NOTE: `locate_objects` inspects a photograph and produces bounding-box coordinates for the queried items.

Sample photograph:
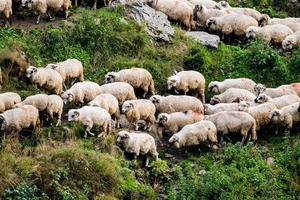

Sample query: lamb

[157,110,204,134]
[204,111,257,144]
[146,0,195,30]
[68,106,111,138]
[61,81,102,106]
[208,78,256,94]
[282,31,300,50]
[206,14,258,36]
[88,93,120,128]
[0,92,21,113]
[210,88,256,105]
[260,16,300,32]
[0,0,12,24]
[167,70,205,102]
[169,120,217,148]
[150,95,204,114]
[100,82,137,105]
[26,66,63,95]
[238,101,276,131]
[246,24,293,44]
[269,102,300,135]
[279,83,300,96]
[116,130,158,167]
[204,103,239,115]
[193,4,231,26]
[254,94,300,109]
[0,105,40,136]
[21,0,72,24]
[46,59,84,88]
[14,94,63,126]
[254,83,297,98]
[122,99,156,131]
[188,0,219,9]
[105,67,155,98]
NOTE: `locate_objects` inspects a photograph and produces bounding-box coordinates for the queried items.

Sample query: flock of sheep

[0,57,299,166]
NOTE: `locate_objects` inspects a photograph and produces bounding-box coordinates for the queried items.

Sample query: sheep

[254,94,300,109]
[204,111,257,144]
[193,4,231,27]
[14,94,63,126]
[260,16,300,32]
[254,83,297,98]
[210,88,256,105]
[26,66,63,95]
[122,99,156,131]
[0,105,40,136]
[238,101,276,131]
[150,95,204,114]
[46,59,84,88]
[217,1,266,23]
[208,78,256,94]
[0,0,12,24]
[188,0,219,9]
[100,82,137,105]
[21,0,72,24]
[157,110,204,134]
[61,81,102,106]
[146,0,195,31]
[68,106,111,138]
[116,130,158,167]
[269,102,300,135]
[279,83,300,97]
[0,92,21,113]
[167,70,205,103]
[206,14,258,36]
[168,120,217,148]
[204,103,239,115]
[282,31,300,50]
[246,24,293,44]
[88,93,120,128]
[105,67,155,98]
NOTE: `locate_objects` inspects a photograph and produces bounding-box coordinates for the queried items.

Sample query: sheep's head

[0,115,7,131]
[21,0,33,8]
[258,14,270,27]
[246,26,259,39]
[219,1,229,8]
[68,110,80,121]
[268,109,282,123]
[167,76,180,90]
[61,91,74,104]
[282,36,296,51]
[208,81,219,93]
[238,101,250,112]
[193,5,205,18]
[150,95,161,105]
[157,113,169,125]
[206,18,217,30]
[122,101,134,113]
[169,135,180,148]
[255,93,268,104]
[210,96,221,105]
[116,131,130,146]
[46,63,58,70]
[254,83,266,96]
[26,66,37,79]
[105,72,118,83]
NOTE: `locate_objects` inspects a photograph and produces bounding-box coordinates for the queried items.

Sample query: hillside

[0,1,299,200]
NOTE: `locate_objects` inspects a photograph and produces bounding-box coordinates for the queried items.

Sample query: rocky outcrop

[185,31,220,48]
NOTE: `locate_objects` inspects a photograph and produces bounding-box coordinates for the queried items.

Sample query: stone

[185,31,220,48]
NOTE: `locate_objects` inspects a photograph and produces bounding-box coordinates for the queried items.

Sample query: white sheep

[61,81,102,106]
[260,16,300,32]
[0,0,12,24]
[105,67,155,98]
[26,66,63,95]
[279,83,300,97]
[68,106,111,138]
[204,103,239,115]
[210,88,256,105]
[0,92,21,113]
[150,95,204,114]
[21,0,72,24]
[15,94,63,126]
[208,78,256,94]
[122,99,156,131]
[282,31,300,50]
[146,0,195,30]
[0,105,40,136]
[269,102,300,135]
[246,24,293,44]
[206,14,258,36]
[204,111,257,144]
[255,94,300,109]
[167,70,205,102]
[88,93,120,128]
[238,101,276,131]
[116,130,158,167]
[188,0,219,9]
[157,110,204,134]
[169,120,218,148]
[100,82,137,105]
[254,83,297,98]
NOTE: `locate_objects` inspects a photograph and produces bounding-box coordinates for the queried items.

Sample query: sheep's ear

[124,133,129,139]
[32,68,37,73]
[129,103,134,108]
[233,97,240,103]
[172,68,178,75]
[194,4,200,11]
[74,111,80,117]
[199,5,204,11]
[68,93,73,98]
[0,116,4,124]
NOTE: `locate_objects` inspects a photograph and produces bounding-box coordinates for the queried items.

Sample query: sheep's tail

[149,79,155,95]
[251,122,257,142]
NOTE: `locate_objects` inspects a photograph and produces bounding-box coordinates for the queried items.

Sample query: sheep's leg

[64,10,69,19]
[36,15,41,24]
[47,12,55,21]
[274,125,278,135]
[174,88,179,94]
[134,122,139,131]
[241,135,247,146]
[284,127,290,137]
[93,0,97,9]
[145,157,150,167]
[75,0,78,6]
[84,125,95,138]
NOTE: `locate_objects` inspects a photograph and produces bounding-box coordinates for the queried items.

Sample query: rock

[199,169,206,176]
[185,31,220,48]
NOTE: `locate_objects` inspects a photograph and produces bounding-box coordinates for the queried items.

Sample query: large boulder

[185,31,220,48]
